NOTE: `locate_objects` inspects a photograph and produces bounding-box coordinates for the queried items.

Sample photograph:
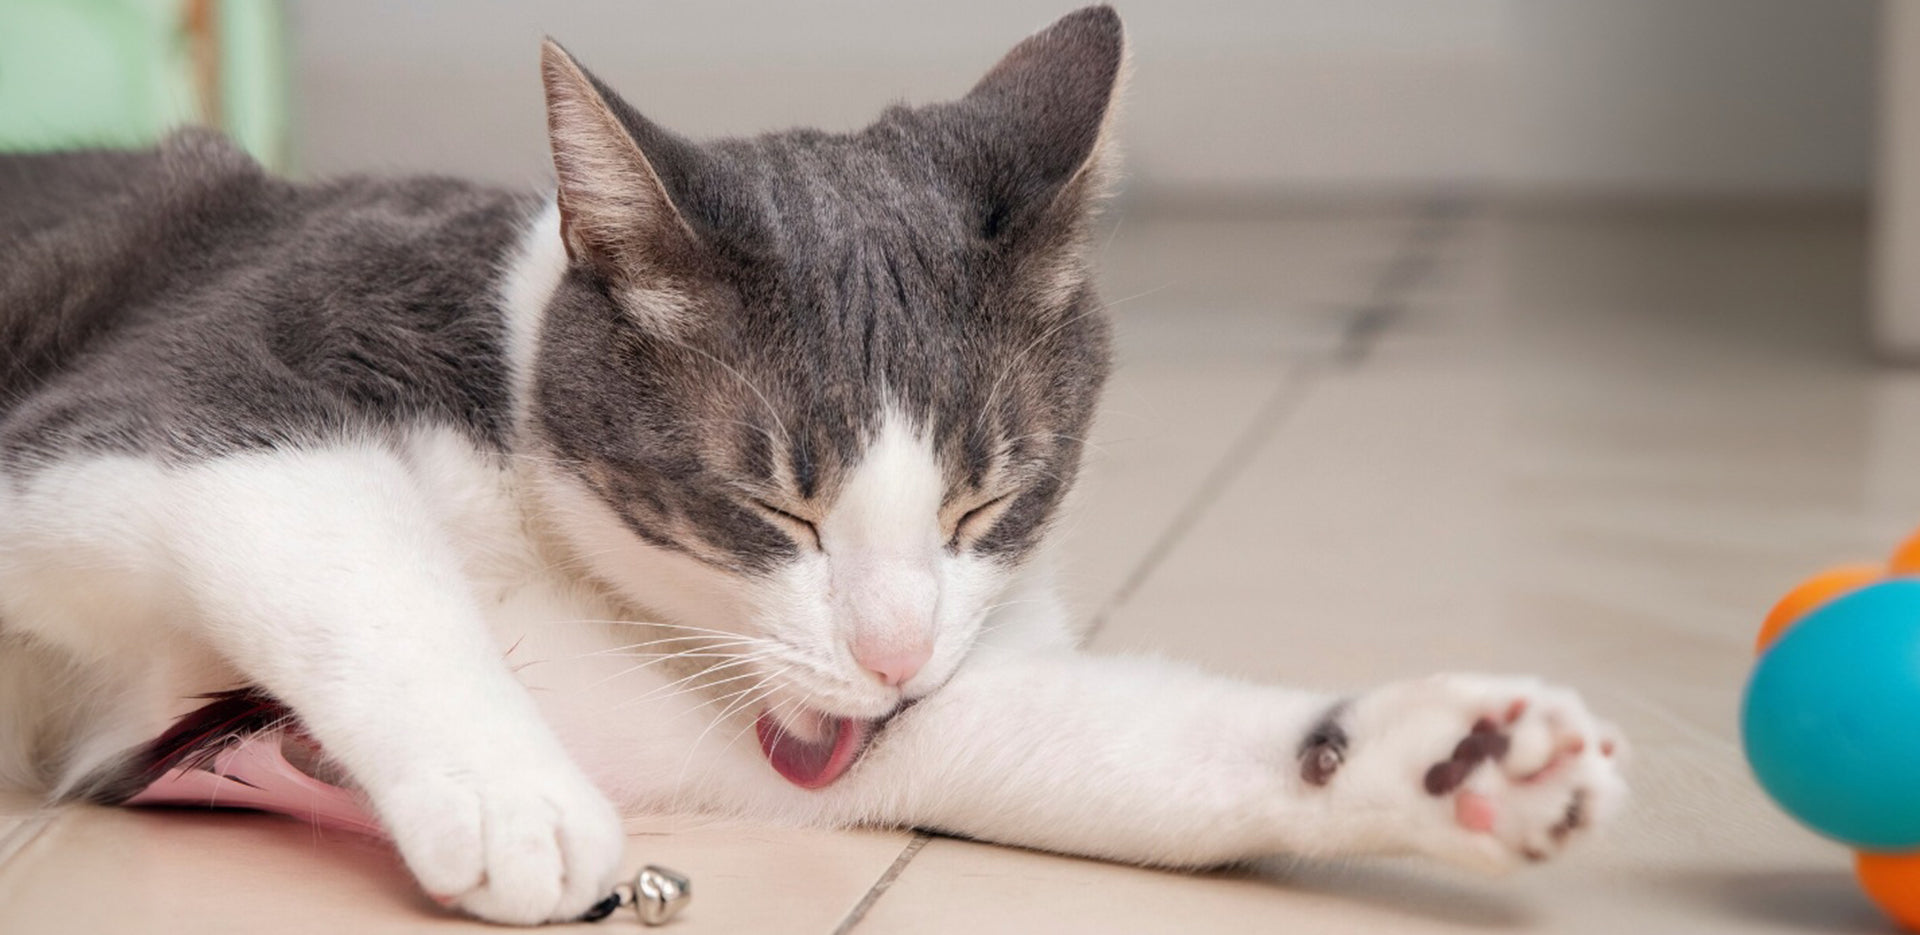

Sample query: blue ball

[1742,579,1920,849]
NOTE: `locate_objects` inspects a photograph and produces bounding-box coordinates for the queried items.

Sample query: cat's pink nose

[852,638,932,687]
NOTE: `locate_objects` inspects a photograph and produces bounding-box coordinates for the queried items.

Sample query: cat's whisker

[672,680,793,789]
[710,693,789,762]
[497,539,627,580]
[609,635,765,653]
[519,636,766,667]
[685,416,787,456]
[602,650,786,711]
[626,671,787,746]
[748,645,847,686]
[996,428,1104,452]
[1101,280,1178,309]
[975,596,1047,621]
[665,338,792,449]
[541,618,782,652]
[580,644,779,696]
[679,670,788,766]
[668,693,800,812]
[979,297,1116,435]
[1096,209,1126,258]
[601,636,767,656]
[571,619,761,640]
[755,695,814,770]
[607,666,776,717]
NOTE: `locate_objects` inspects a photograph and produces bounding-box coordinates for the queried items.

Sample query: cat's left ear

[540,40,703,293]
[958,6,1128,241]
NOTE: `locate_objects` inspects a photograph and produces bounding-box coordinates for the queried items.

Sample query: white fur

[499,198,565,420]
[0,438,623,923]
[819,410,944,684]
[0,213,1627,925]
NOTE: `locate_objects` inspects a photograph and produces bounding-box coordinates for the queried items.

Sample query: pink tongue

[756,712,873,789]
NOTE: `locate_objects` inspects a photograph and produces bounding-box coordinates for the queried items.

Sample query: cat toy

[1742,531,1920,931]
[125,689,691,926]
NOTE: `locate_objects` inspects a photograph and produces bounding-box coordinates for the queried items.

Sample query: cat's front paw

[373,761,625,925]
[1331,674,1628,870]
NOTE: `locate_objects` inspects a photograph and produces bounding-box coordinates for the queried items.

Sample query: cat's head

[523,7,1122,787]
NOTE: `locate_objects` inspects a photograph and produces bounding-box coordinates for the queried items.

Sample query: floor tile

[0,790,52,870]
[0,806,910,935]
[1099,212,1420,367]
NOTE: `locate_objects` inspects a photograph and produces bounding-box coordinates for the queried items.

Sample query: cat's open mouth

[754,707,880,789]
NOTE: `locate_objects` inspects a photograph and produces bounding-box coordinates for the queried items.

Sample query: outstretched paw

[1337,675,1627,870]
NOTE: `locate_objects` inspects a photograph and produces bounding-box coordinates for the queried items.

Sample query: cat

[0,6,1626,926]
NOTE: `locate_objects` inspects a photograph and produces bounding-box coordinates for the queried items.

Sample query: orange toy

[1755,563,1882,653]
[1858,853,1920,930]
[1894,529,1920,575]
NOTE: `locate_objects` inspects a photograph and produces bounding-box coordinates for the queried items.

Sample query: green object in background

[0,0,289,169]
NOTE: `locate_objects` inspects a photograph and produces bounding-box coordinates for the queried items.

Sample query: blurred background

[0,1,1877,199]
[285,0,1877,203]
[5,0,1902,340]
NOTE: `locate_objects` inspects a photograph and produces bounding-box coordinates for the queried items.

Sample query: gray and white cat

[0,7,1625,925]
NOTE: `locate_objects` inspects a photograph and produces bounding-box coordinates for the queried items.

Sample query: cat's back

[0,130,539,465]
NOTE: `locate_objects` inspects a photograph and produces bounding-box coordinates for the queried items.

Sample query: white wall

[291,0,1877,198]
[1506,0,1877,198]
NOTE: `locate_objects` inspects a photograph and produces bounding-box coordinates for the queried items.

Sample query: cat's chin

[755,707,879,789]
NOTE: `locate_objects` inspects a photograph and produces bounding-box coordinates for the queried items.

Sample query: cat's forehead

[680,134,1098,491]
[707,127,970,257]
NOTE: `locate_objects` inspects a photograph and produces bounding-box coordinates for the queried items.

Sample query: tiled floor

[1,204,1908,933]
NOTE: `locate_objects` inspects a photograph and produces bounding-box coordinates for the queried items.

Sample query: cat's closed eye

[949,492,1013,547]
[750,499,822,551]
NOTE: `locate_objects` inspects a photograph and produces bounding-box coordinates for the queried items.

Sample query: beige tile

[1098,212,1422,368]
[0,790,52,870]
[1054,364,1296,621]
[0,805,908,934]
[1098,213,1419,315]
[858,831,1865,935]
[1090,350,1514,684]
[613,817,912,934]
[0,788,46,831]
[1058,211,1422,611]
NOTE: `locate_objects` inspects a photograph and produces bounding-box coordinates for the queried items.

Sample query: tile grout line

[1338,198,1467,365]
[824,199,1470,934]
[1080,363,1324,639]
[1084,198,1468,640]
[0,810,59,869]
[827,833,929,935]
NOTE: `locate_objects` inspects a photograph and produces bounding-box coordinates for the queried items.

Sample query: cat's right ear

[540,40,701,293]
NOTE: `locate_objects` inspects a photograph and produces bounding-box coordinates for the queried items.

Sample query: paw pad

[1423,718,1510,795]
[1297,704,1350,787]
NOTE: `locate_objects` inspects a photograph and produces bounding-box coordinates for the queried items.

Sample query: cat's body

[0,8,1627,925]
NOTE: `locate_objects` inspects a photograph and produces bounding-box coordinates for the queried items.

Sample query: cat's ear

[540,40,702,289]
[961,5,1127,240]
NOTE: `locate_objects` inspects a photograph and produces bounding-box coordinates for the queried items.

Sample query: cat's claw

[1341,674,1627,870]
[374,761,625,925]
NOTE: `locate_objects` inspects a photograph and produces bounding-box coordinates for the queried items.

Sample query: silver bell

[631,865,691,926]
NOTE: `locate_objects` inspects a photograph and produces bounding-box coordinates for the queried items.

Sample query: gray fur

[1,5,1124,574]
[0,131,534,467]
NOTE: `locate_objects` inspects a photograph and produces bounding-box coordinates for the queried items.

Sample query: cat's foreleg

[816,632,1626,869]
[28,448,625,924]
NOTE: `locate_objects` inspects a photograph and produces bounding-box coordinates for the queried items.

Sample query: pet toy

[1743,533,1920,930]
